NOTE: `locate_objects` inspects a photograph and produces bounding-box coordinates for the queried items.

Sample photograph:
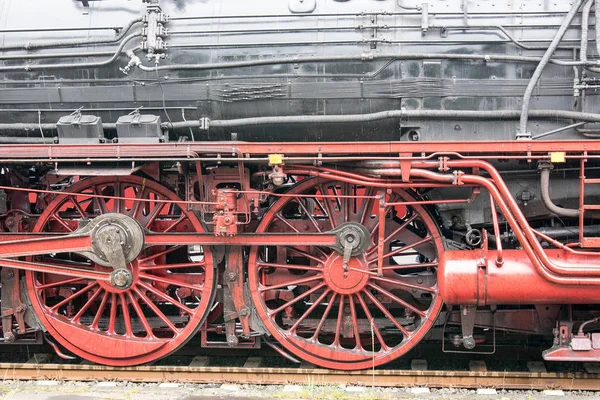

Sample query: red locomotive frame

[0,139,598,369]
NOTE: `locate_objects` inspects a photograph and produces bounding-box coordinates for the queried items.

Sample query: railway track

[2,355,600,391]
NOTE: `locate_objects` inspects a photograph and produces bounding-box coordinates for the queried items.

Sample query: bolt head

[110,269,133,289]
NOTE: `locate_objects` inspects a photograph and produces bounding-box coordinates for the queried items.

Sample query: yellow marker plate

[550,152,566,163]
[269,154,283,165]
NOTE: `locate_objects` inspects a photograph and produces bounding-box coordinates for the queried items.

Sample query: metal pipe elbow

[539,163,579,218]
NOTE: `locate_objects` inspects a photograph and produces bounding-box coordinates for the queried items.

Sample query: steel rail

[0,362,597,390]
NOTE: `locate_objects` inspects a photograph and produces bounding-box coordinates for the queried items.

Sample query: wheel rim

[248,178,443,370]
[25,176,215,366]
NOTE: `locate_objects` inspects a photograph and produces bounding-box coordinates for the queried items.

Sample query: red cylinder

[439,249,600,305]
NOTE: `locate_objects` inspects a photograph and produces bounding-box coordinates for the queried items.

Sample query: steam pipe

[518,0,585,139]
[596,0,600,56]
[411,168,600,285]
[4,109,600,135]
[581,0,594,63]
[489,194,504,267]
[0,34,141,72]
[539,164,580,217]
[579,0,600,74]
[135,52,599,72]
[180,109,600,129]
[444,160,600,280]
[0,18,142,52]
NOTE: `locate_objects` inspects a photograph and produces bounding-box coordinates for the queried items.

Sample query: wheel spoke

[258,274,323,292]
[311,292,337,341]
[369,207,395,241]
[362,289,409,337]
[127,291,156,339]
[133,286,179,333]
[37,258,94,271]
[371,274,436,294]
[144,201,167,229]
[332,295,345,347]
[108,293,118,334]
[139,261,205,271]
[366,213,419,256]
[289,289,331,333]
[268,282,326,317]
[131,187,149,219]
[36,277,87,290]
[69,196,88,219]
[341,183,351,223]
[370,235,432,261]
[92,186,109,214]
[374,261,438,272]
[163,215,186,233]
[139,273,204,292]
[282,245,325,264]
[273,213,300,233]
[317,184,336,229]
[108,182,121,214]
[50,282,97,312]
[294,197,322,232]
[137,280,194,315]
[256,261,323,272]
[348,295,363,350]
[358,186,377,225]
[91,290,109,330]
[119,293,134,337]
[50,212,74,232]
[138,245,185,263]
[355,293,388,351]
[72,288,103,323]
[367,283,427,318]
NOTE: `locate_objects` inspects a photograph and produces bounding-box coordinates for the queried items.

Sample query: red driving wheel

[248,177,443,370]
[25,176,215,366]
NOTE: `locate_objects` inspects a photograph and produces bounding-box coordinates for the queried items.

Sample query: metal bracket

[142,3,168,58]
[460,305,477,349]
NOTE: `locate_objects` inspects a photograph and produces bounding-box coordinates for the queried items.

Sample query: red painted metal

[248,177,443,370]
[143,232,338,246]
[0,135,599,368]
[24,176,216,366]
[0,140,598,161]
[0,235,91,258]
[440,249,600,305]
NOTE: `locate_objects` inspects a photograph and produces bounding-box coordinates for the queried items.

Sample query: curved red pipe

[409,168,600,285]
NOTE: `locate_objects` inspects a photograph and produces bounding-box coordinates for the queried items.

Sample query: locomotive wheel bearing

[81,213,145,269]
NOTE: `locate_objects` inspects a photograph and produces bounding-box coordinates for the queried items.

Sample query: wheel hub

[83,213,145,268]
[331,222,371,257]
[110,268,134,289]
[323,253,369,295]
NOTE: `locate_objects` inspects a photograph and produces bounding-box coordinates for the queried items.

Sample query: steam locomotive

[0,0,599,369]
